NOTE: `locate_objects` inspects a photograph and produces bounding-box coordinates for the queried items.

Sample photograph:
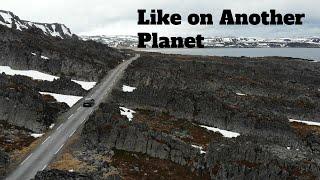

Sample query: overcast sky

[1,0,319,37]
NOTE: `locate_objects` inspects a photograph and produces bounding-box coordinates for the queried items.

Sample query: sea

[141,48,320,62]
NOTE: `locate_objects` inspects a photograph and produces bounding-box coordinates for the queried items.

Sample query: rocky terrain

[0,121,34,179]
[82,35,320,48]
[1,9,319,180]
[0,10,129,178]
[3,74,88,96]
[34,169,95,180]
[0,72,78,178]
[0,10,127,82]
[40,52,320,179]
[0,73,70,133]
[0,24,126,81]
[0,149,9,179]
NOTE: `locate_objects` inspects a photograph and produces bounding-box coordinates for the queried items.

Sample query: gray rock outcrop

[81,103,202,166]
[0,21,126,82]
[0,150,9,179]
[206,137,320,179]
[33,169,95,180]
[112,55,320,143]
[0,74,68,133]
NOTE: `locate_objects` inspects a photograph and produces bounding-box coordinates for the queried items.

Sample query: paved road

[5,54,140,180]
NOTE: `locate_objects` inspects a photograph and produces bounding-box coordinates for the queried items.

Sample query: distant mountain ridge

[81,35,320,48]
[0,10,73,39]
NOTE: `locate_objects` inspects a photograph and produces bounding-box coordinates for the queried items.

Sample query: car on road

[83,98,95,107]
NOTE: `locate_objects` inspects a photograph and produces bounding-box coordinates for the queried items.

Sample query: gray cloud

[1,0,319,37]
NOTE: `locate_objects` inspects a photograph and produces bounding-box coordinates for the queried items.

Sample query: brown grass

[0,132,34,153]
[8,137,43,172]
[210,164,221,176]
[49,153,90,172]
[291,122,320,137]
[112,150,210,180]
[11,137,42,161]
[48,128,97,173]
[234,160,259,169]
[41,94,56,102]
[134,109,222,150]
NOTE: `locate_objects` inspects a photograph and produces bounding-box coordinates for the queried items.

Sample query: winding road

[5,54,140,180]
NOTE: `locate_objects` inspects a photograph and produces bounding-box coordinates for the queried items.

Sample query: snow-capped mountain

[0,10,73,39]
[81,35,320,48]
[203,37,320,48]
[81,35,138,48]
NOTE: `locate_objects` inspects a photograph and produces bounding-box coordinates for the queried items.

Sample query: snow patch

[200,125,240,138]
[72,80,96,90]
[0,65,96,90]
[122,85,136,92]
[61,25,72,36]
[120,107,136,121]
[39,92,83,107]
[50,30,62,38]
[41,55,49,60]
[236,92,246,96]
[34,24,47,33]
[31,133,44,138]
[0,11,13,28]
[0,66,58,81]
[191,145,206,154]
[289,119,320,126]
